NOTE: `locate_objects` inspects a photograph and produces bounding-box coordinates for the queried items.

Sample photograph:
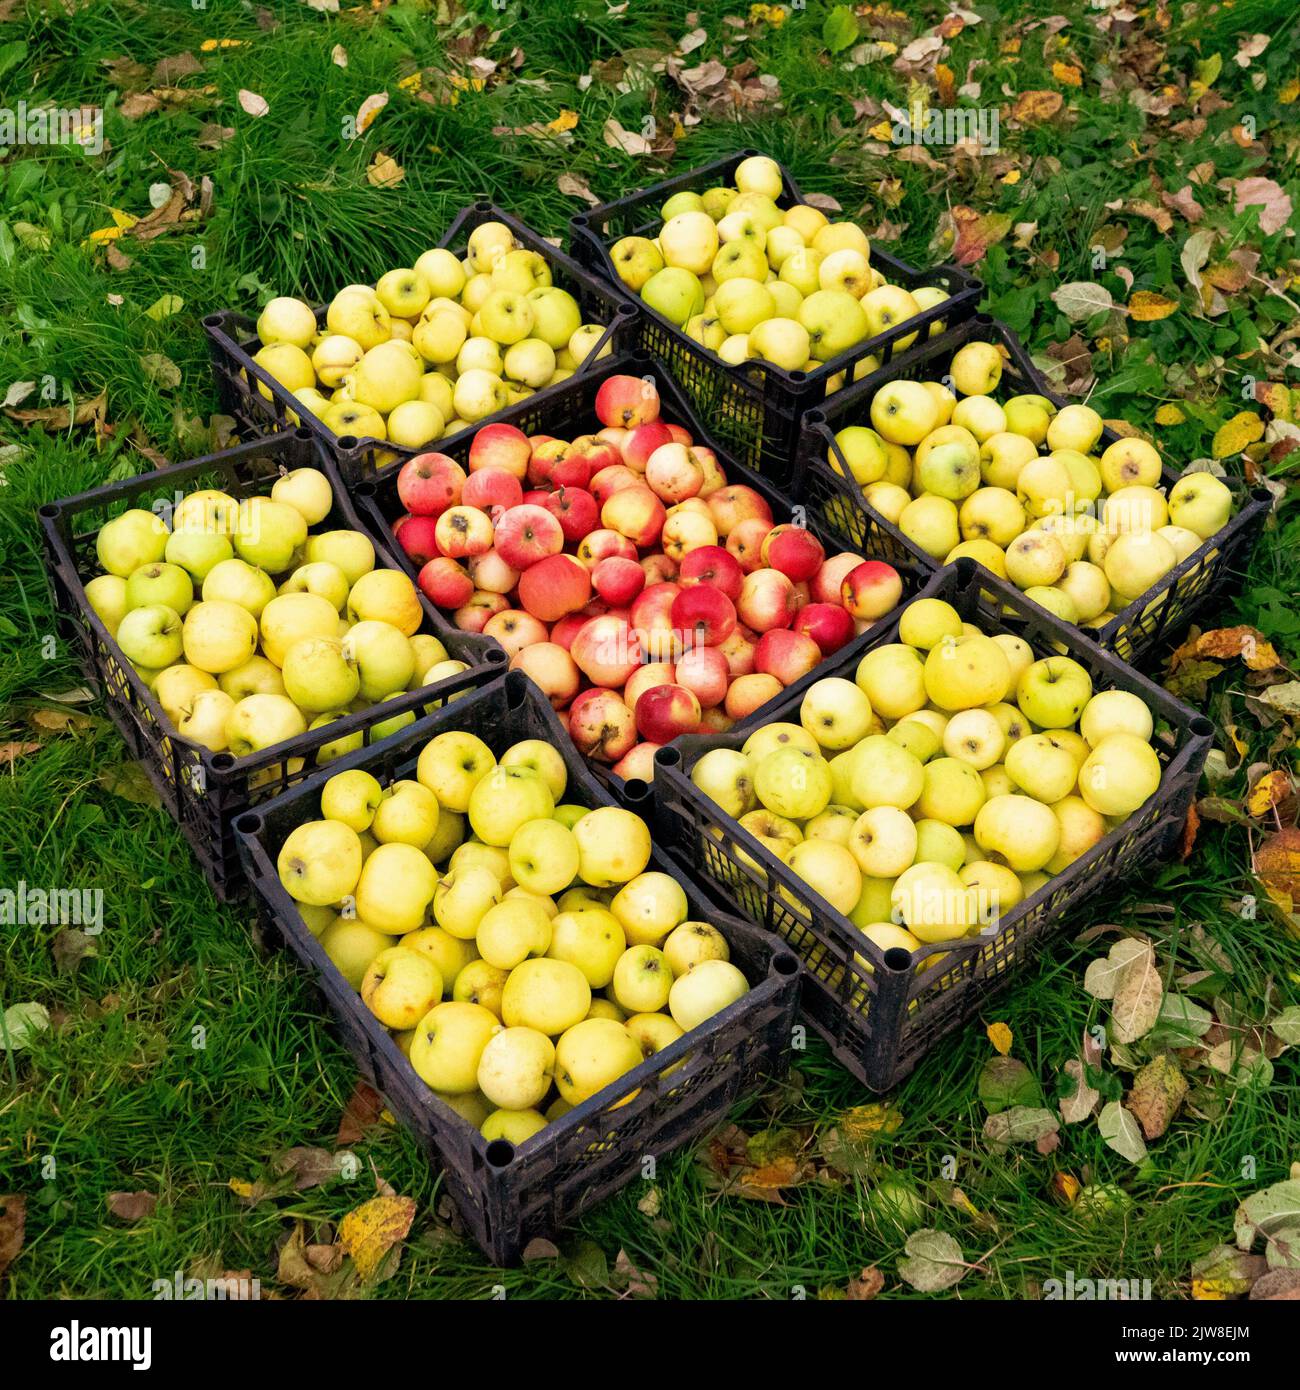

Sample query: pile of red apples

[390,374,904,779]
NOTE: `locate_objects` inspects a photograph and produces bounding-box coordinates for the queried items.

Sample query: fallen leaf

[898,1229,968,1291]
[237,89,269,118]
[356,92,389,132]
[1213,413,1266,458]
[275,1147,354,1191]
[338,1195,416,1282]
[1083,937,1149,1000]
[337,1080,384,1144]
[1011,90,1063,123]
[1235,1180,1300,1255]
[522,1237,560,1261]
[366,153,404,187]
[1128,290,1178,322]
[1255,828,1300,915]
[1059,1058,1100,1123]
[4,392,106,431]
[1173,625,1279,671]
[145,294,184,321]
[603,117,653,156]
[1125,1055,1188,1139]
[1111,940,1163,1044]
[986,1021,1012,1055]
[1191,1244,1267,1296]
[1233,178,1293,236]
[140,353,181,388]
[52,928,98,976]
[978,1056,1041,1113]
[1052,61,1082,86]
[846,1266,884,1299]
[0,1196,26,1280]
[107,1191,157,1221]
[1251,1269,1300,1299]
[1247,770,1293,818]
[1052,280,1114,321]
[1098,1100,1147,1164]
[99,762,161,808]
[1,1002,49,1050]
[612,1248,657,1298]
[557,172,599,205]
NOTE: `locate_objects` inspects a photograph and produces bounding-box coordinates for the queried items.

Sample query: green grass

[2,0,1299,1299]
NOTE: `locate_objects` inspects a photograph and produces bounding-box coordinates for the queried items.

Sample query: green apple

[409,1000,501,1094]
[973,794,1059,872]
[1046,403,1104,454]
[371,779,440,848]
[662,920,730,977]
[1167,472,1231,540]
[798,288,869,361]
[572,807,652,888]
[326,287,392,350]
[468,766,555,847]
[202,558,277,617]
[1080,690,1153,747]
[831,425,888,485]
[546,909,626,988]
[319,915,392,989]
[116,603,184,668]
[949,340,1004,396]
[415,247,467,299]
[417,730,496,812]
[612,944,673,1014]
[219,655,285,699]
[271,467,334,527]
[690,748,757,819]
[508,819,579,896]
[1078,733,1161,817]
[872,380,940,446]
[801,676,874,751]
[1005,531,1068,589]
[126,566,194,624]
[362,946,442,1029]
[232,496,307,574]
[476,1026,555,1110]
[341,619,415,700]
[502,957,591,1034]
[641,267,705,326]
[659,210,719,274]
[277,818,363,905]
[280,561,349,613]
[433,865,504,940]
[754,746,834,820]
[915,757,986,827]
[1003,394,1056,445]
[164,529,232,584]
[225,692,306,756]
[610,236,664,292]
[668,958,748,1030]
[321,768,383,832]
[175,688,235,751]
[84,574,129,636]
[96,507,168,577]
[712,239,769,285]
[498,739,567,801]
[304,531,376,588]
[281,636,359,713]
[355,841,438,934]
[1004,733,1077,802]
[918,442,981,501]
[924,635,1013,712]
[256,295,317,349]
[400,926,476,996]
[1016,656,1093,730]
[610,871,688,947]
[154,663,218,724]
[749,317,811,371]
[375,267,431,318]
[312,333,365,389]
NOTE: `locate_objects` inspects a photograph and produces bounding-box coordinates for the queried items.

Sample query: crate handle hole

[654,746,682,770]
[38,503,61,519]
[622,777,650,805]
[355,480,376,499]
[485,647,509,667]
[1251,487,1274,504]
[504,670,530,705]
[211,753,237,772]
[973,312,994,327]
[337,435,359,450]
[235,813,262,834]
[773,951,800,978]
[293,426,312,442]
[485,1139,516,1169]
[1190,716,1215,739]
[201,313,225,328]
[884,947,914,974]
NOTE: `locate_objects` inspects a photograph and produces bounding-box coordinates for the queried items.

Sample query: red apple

[724,672,783,720]
[665,424,692,446]
[469,423,530,479]
[641,553,678,586]
[645,443,705,504]
[695,447,726,498]
[483,609,548,658]
[418,556,474,609]
[636,684,701,743]
[737,568,798,632]
[717,626,757,678]
[453,590,509,632]
[571,614,642,687]
[624,660,676,712]
[542,486,599,544]
[576,529,638,569]
[621,422,674,472]
[568,688,637,763]
[612,742,662,783]
[698,707,735,734]
[762,524,825,582]
[595,374,660,429]
[675,644,730,708]
[792,602,856,655]
[677,544,743,601]
[596,425,628,453]
[493,504,564,571]
[393,514,442,567]
[527,437,570,488]
[709,484,773,537]
[810,551,864,605]
[755,628,822,686]
[549,613,589,650]
[521,488,552,507]
[670,585,737,649]
[397,452,466,517]
[568,434,621,475]
[842,560,903,620]
[726,516,776,573]
[517,553,592,623]
[511,641,580,709]
[435,505,494,558]
[630,582,682,663]
[589,463,642,509]
[602,485,666,549]
[461,468,524,515]
[593,556,646,607]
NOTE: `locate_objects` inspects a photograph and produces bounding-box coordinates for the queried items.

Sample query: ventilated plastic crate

[652,559,1213,1091]
[570,148,981,484]
[204,203,640,486]
[234,670,800,1264]
[794,314,1271,668]
[39,429,506,900]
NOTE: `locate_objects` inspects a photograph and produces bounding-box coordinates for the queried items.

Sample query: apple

[644,443,705,504]
[635,684,701,743]
[507,818,579,897]
[180,600,259,673]
[593,556,646,606]
[670,585,737,651]
[621,422,674,472]
[468,765,555,847]
[1015,655,1093,730]
[516,553,593,624]
[96,507,169,579]
[856,644,926,720]
[1078,733,1161,817]
[1046,403,1104,454]
[277,636,357,713]
[218,655,286,700]
[674,644,730,709]
[799,676,873,751]
[474,1026,554,1111]
[479,609,544,658]
[675,545,743,603]
[600,485,667,550]
[432,506,493,561]
[397,453,465,517]
[1168,472,1231,539]
[659,210,720,274]
[610,235,665,291]
[409,1000,501,1094]
[509,642,580,709]
[949,340,1004,396]
[431,865,502,942]
[787,602,852,657]
[468,422,531,479]
[461,468,523,515]
[277,819,363,906]
[753,628,820,687]
[360,946,441,1030]
[570,805,651,889]
[839,560,903,621]
[624,661,677,711]
[571,614,641,686]
[553,1017,644,1105]
[340,620,414,700]
[476,897,554,971]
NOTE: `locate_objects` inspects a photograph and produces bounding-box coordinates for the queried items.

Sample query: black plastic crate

[353,351,928,797]
[39,429,507,901]
[569,148,982,485]
[233,670,800,1265]
[794,314,1272,669]
[203,202,640,487]
[652,559,1214,1092]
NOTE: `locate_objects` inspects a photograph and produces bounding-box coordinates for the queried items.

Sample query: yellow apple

[409,1000,501,1093]
[277,819,363,906]
[355,842,438,933]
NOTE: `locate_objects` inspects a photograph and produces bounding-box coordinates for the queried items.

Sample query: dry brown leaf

[847,1265,885,1299]
[1011,90,1063,123]
[1171,626,1280,673]
[5,392,106,430]
[0,742,41,766]
[1254,828,1300,915]
[0,1196,25,1279]
[107,1191,157,1221]
[337,1080,383,1145]
[1125,1055,1187,1139]
[237,89,269,117]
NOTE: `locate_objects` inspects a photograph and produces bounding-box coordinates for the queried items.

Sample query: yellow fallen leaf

[1128,290,1178,321]
[228,1178,256,1198]
[868,120,894,141]
[1212,411,1264,458]
[366,153,404,188]
[338,1195,415,1281]
[1155,404,1185,425]
[547,108,578,133]
[1052,61,1082,86]
[1001,170,1022,185]
[1281,78,1300,104]
[200,38,245,50]
[837,1102,904,1139]
[987,1021,1013,1055]
[1247,770,1293,818]
[1191,1278,1231,1300]
[398,71,422,92]
[356,92,389,132]
[145,294,184,320]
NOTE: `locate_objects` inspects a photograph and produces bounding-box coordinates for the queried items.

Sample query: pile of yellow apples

[826,339,1236,628]
[277,734,752,1144]
[689,594,1164,958]
[607,154,948,377]
[248,220,611,450]
[83,467,464,760]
